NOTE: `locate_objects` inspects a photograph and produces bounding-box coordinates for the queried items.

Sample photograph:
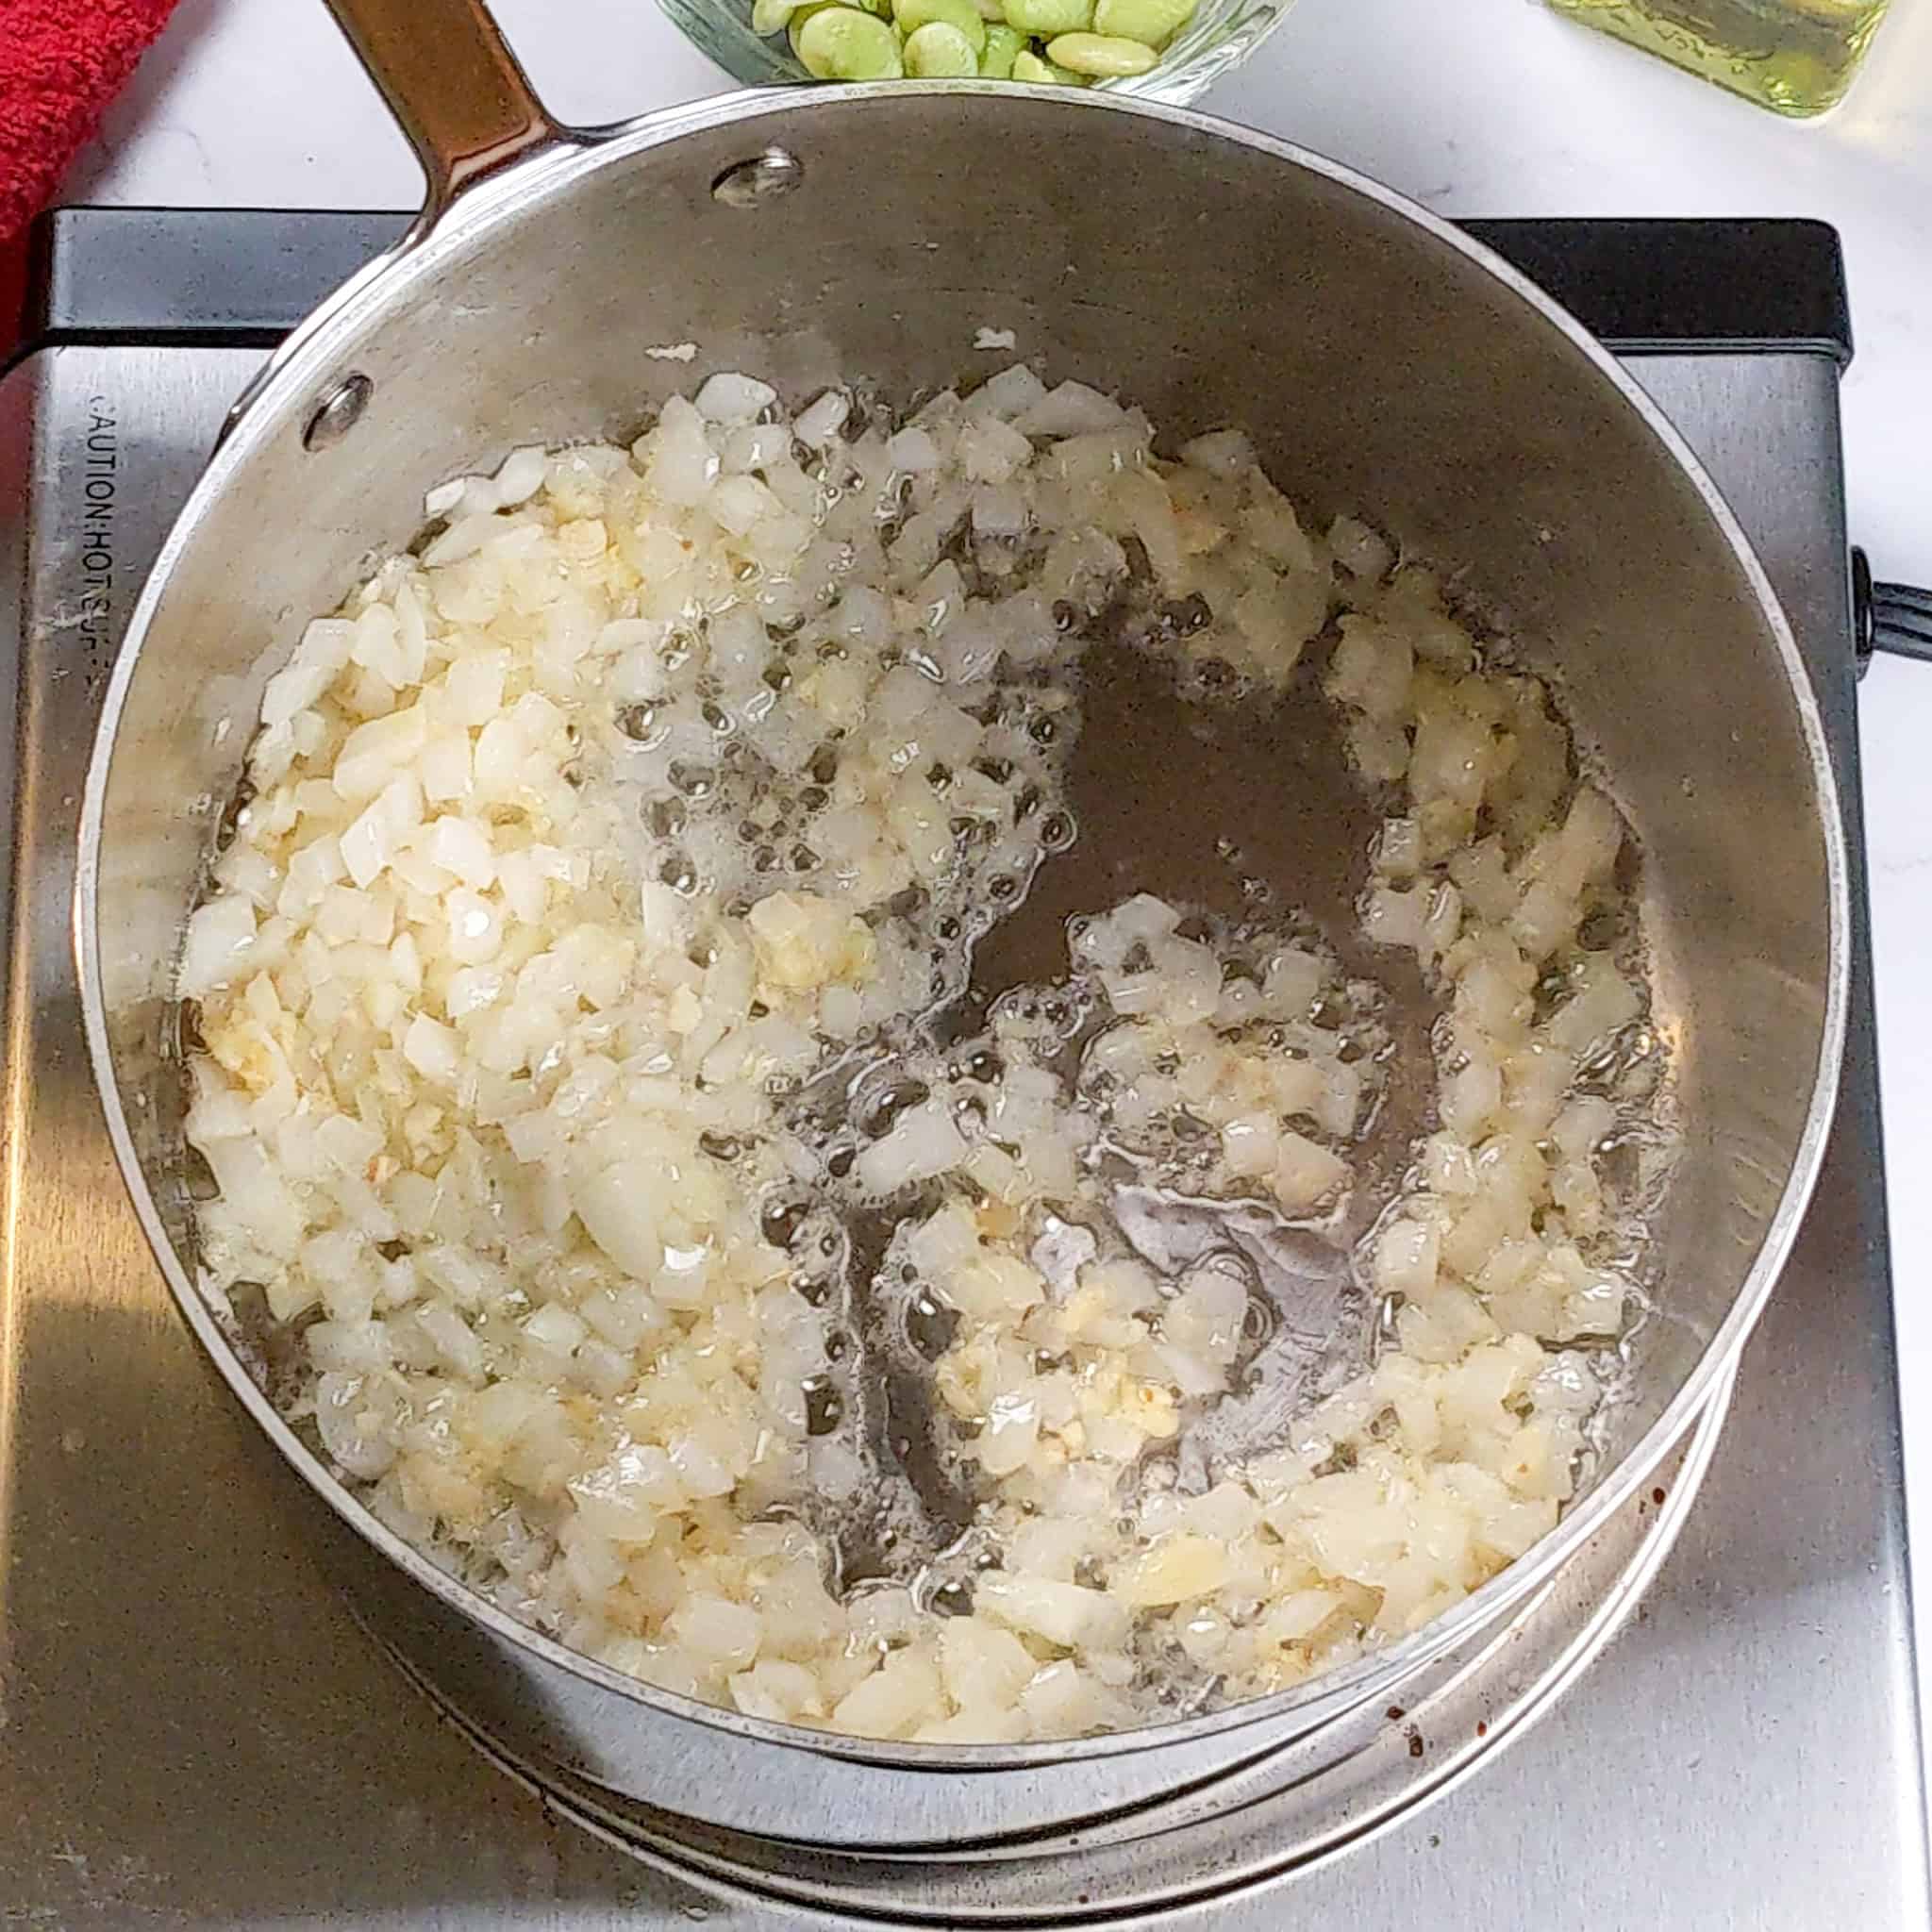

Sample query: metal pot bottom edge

[354,1364,1733,1926]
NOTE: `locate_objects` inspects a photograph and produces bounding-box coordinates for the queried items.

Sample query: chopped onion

[182,359,1657,1751]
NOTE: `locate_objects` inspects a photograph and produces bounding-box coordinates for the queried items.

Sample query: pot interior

[87,87,1839,1745]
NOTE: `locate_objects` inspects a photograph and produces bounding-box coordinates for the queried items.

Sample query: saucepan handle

[1853,549,1932,675]
[324,0,563,214]
[216,0,567,443]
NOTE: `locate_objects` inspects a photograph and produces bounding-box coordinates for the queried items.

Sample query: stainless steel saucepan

[76,0,1847,1853]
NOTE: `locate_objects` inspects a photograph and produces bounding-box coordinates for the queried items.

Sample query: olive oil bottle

[1547,0,1891,115]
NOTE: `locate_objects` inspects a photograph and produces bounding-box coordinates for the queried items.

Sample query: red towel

[0,0,179,239]
[1,0,181,337]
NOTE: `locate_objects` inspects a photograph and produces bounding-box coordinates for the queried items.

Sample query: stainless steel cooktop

[1,210,1924,1929]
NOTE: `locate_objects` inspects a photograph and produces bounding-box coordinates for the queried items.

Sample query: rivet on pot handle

[325,0,560,213]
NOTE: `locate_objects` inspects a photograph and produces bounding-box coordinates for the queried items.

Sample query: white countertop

[59,0,1932,1763]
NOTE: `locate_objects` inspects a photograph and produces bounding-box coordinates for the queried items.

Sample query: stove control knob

[1852,547,1932,679]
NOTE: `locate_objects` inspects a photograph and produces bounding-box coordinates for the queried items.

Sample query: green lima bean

[1091,0,1195,44]
[978,20,1024,71]
[764,0,1187,87]
[1044,27,1158,71]
[796,5,905,75]
[904,19,981,69]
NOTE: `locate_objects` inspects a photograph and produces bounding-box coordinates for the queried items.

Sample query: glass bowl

[657,0,1296,105]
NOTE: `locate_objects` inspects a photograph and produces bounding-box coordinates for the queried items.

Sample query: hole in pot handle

[324,0,561,214]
